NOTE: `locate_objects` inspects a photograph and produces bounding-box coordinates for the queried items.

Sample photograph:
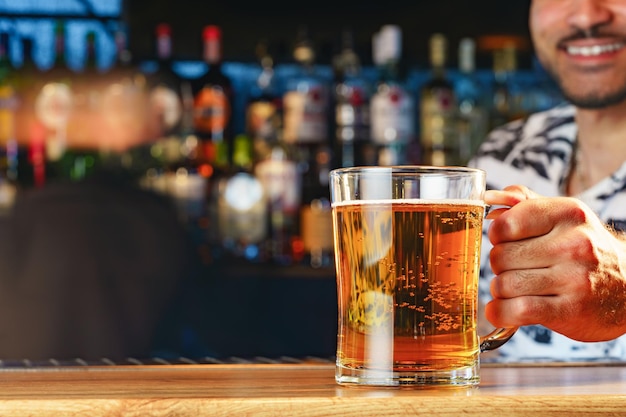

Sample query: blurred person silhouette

[0,175,199,361]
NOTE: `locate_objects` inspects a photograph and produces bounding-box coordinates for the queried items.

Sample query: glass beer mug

[329,166,517,387]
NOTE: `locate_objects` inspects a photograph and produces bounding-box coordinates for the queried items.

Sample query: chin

[563,91,626,109]
[559,78,626,109]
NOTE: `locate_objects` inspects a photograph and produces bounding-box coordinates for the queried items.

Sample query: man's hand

[484,185,626,342]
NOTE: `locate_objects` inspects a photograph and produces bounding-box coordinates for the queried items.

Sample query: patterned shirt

[469,103,626,362]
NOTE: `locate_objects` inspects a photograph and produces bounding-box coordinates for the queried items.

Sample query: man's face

[531,0,626,108]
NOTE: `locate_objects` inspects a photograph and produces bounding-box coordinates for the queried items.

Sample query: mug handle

[479,326,518,352]
[478,204,519,352]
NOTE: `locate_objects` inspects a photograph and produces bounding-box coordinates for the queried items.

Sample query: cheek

[529,1,562,38]
[529,3,564,65]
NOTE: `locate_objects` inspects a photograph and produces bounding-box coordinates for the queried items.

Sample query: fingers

[487,199,557,244]
[490,268,559,299]
[489,231,565,274]
[485,185,541,207]
[484,295,561,329]
[485,207,508,221]
[484,293,626,342]
[485,185,550,244]
[482,185,626,342]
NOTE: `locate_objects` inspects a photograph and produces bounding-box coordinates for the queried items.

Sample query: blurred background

[0,0,561,363]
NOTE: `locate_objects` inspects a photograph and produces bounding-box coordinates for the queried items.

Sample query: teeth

[567,43,624,56]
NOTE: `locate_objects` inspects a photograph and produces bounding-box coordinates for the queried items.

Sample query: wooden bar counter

[0,361,625,416]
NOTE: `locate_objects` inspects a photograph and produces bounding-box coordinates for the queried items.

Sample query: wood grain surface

[0,363,625,416]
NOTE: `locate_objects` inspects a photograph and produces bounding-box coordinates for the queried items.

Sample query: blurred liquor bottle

[489,45,519,131]
[12,37,47,188]
[35,22,74,181]
[0,32,18,212]
[246,40,300,265]
[246,39,282,161]
[370,25,415,166]
[66,30,100,147]
[332,28,374,168]
[191,25,236,264]
[44,22,74,86]
[419,33,459,166]
[254,134,300,265]
[455,37,488,164]
[192,25,235,175]
[61,31,103,183]
[147,23,187,168]
[98,27,157,181]
[140,23,207,234]
[13,37,39,145]
[216,134,268,261]
[502,45,526,121]
[158,83,205,236]
[282,26,333,268]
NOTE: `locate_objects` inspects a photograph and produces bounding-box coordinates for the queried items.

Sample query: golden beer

[333,199,484,384]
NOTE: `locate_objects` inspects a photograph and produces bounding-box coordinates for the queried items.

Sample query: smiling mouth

[565,42,625,57]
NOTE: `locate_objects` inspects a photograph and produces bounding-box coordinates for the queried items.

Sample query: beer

[333,199,484,383]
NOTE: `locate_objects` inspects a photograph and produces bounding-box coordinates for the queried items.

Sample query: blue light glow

[0,0,122,16]
[0,0,122,71]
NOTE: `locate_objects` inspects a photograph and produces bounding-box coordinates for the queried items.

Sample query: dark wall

[125,0,532,68]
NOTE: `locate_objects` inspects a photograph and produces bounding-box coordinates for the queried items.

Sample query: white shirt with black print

[469,103,626,363]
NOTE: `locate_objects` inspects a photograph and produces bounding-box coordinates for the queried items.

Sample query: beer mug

[330,166,517,387]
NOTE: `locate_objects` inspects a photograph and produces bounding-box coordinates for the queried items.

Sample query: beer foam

[331,199,485,208]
